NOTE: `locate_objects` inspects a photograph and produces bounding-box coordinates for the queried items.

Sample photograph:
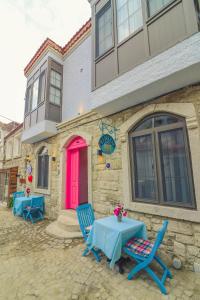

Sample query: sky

[0,0,91,124]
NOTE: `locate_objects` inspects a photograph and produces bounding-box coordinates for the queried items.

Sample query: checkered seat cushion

[125,237,154,257]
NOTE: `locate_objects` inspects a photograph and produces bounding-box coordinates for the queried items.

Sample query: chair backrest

[76,203,95,240]
[150,220,168,257]
[30,197,44,209]
[13,191,25,199]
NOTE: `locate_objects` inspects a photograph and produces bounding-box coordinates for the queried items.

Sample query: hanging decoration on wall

[28,175,33,183]
[98,120,118,155]
[26,164,32,175]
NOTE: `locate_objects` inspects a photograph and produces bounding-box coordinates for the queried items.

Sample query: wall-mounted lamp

[26,155,31,162]
[97,149,102,156]
[52,156,56,162]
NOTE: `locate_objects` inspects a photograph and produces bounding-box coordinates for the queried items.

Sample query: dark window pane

[38,71,46,104]
[37,156,42,187]
[134,117,153,131]
[96,1,113,57]
[133,134,156,200]
[159,128,193,204]
[154,115,179,127]
[37,147,49,189]
[43,155,49,188]
[25,86,32,113]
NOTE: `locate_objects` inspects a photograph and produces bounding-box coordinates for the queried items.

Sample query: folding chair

[13,191,25,215]
[23,197,44,224]
[123,220,172,295]
[76,203,101,262]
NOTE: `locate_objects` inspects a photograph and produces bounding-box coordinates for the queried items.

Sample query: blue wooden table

[87,216,147,268]
[13,195,44,216]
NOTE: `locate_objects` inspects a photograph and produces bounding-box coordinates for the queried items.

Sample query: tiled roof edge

[24,19,91,76]
[4,123,23,140]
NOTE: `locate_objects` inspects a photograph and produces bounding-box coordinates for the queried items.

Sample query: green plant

[8,196,14,208]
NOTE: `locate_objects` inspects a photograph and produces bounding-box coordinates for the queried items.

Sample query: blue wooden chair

[13,191,25,215]
[123,220,172,295]
[76,203,101,262]
[23,197,44,224]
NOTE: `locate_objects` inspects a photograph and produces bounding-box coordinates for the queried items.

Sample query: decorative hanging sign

[98,120,118,155]
[98,134,116,155]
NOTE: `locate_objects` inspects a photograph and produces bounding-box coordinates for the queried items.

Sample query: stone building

[18,0,200,271]
[0,121,20,203]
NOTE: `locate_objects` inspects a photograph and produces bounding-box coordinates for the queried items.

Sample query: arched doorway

[66,136,88,209]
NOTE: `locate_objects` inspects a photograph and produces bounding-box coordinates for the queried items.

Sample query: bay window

[129,113,196,208]
[148,0,173,17]
[49,70,62,105]
[116,0,143,43]
[96,1,113,57]
[31,78,39,111]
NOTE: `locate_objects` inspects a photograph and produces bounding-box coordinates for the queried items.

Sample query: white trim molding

[120,103,200,223]
[59,131,93,212]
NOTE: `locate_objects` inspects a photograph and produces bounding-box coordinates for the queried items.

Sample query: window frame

[37,147,49,190]
[116,0,144,44]
[129,113,196,209]
[147,0,175,18]
[95,0,114,59]
[49,69,62,106]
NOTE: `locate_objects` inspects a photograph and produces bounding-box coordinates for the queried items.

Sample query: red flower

[26,187,30,194]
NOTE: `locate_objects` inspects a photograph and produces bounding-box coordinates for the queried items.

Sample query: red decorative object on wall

[28,175,33,183]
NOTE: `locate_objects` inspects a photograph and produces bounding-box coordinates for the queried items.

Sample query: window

[148,0,173,17]
[116,0,143,43]
[25,86,32,114]
[195,0,200,21]
[37,147,49,189]
[96,1,113,57]
[25,71,46,114]
[31,78,39,111]
[49,70,62,105]
[129,113,195,208]
[38,71,46,104]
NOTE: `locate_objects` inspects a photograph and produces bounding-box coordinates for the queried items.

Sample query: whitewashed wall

[62,35,91,122]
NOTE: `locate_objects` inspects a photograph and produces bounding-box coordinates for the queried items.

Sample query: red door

[66,136,88,209]
[69,149,79,209]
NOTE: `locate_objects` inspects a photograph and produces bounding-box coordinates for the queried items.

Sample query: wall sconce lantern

[26,155,31,163]
[52,156,56,162]
[97,149,102,156]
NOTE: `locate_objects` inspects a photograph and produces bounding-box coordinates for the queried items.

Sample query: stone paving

[0,207,200,300]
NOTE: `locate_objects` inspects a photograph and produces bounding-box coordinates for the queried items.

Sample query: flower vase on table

[113,204,127,222]
[26,187,30,197]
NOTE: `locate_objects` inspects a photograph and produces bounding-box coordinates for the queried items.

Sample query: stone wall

[4,85,200,270]
[56,85,200,270]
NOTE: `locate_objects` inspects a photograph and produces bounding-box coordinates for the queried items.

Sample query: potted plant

[113,204,127,222]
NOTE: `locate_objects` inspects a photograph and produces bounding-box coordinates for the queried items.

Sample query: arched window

[37,147,49,189]
[129,113,195,208]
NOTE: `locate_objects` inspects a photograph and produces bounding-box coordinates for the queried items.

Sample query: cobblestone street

[0,207,200,300]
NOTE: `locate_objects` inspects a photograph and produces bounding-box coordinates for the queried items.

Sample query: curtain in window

[133,134,156,200]
[37,148,49,189]
[116,0,143,42]
[38,71,46,104]
[31,78,39,111]
[159,129,191,204]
